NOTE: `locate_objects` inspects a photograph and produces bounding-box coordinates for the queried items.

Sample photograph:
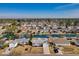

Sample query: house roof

[32,38,48,44]
[12,37,30,44]
[53,38,70,44]
[75,39,79,45]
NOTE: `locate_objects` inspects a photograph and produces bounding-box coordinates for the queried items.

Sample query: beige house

[53,38,70,46]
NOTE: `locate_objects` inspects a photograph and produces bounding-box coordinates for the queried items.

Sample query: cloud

[54,3,79,10]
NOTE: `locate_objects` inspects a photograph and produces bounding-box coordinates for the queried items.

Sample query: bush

[3,43,9,48]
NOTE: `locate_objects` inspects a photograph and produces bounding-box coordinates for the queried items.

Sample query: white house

[9,37,30,48]
[9,42,18,49]
[32,38,48,47]
[74,39,79,46]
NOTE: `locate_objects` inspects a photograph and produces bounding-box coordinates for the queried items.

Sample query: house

[9,37,30,48]
[68,26,74,31]
[76,26,79,29]
[74,39,79,46]
[18,37,30,44]
[9,42,18,49]
[0,29,6,35]
[52,23,58,29]
[75,29,79,33]
[1,37,8,41]
[53,38,70,46]
[32,38,48,47]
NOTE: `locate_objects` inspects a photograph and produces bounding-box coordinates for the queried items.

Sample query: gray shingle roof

[12,37,30,44]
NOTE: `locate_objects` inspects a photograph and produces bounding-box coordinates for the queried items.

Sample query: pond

[51,34,61,38]
[33,34,79,38]
[33,35,49,38]
[64,34,77,37]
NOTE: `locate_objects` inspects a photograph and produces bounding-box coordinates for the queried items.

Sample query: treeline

[0,18,79,26]
[0,19,17,23]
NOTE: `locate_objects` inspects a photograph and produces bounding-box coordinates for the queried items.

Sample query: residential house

[9,37,30,48]
[32,38,48,47]
[53,38,70,46]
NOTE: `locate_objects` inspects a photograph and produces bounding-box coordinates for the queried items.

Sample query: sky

[0,3,79,18]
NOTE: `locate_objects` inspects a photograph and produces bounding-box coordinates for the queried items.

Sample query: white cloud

[55,3,78,10]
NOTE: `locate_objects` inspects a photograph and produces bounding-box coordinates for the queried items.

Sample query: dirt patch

[10,45,32,56]
[31,47,43,54]
[62,46,76,54]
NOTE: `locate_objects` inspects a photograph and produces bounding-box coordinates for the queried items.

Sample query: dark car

[53,47,59,53]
